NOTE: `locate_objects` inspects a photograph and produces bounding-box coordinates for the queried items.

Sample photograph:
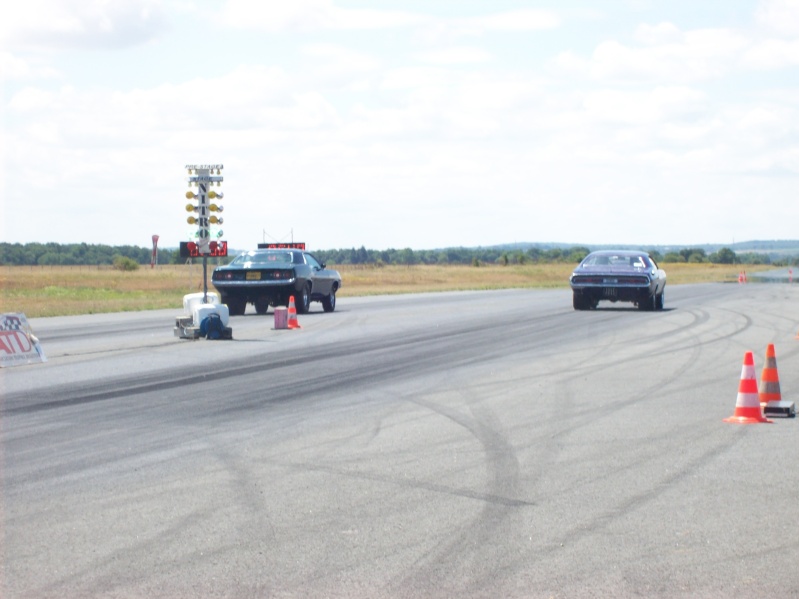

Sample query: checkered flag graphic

[0,316,24,332]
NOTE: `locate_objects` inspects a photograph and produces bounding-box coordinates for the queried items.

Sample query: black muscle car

[570,250,666,311]
[212,246,341,316]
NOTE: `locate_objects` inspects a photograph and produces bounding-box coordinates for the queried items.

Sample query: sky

[2,0,798,251]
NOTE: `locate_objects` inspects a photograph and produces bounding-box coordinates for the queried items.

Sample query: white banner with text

[0,313,47,367]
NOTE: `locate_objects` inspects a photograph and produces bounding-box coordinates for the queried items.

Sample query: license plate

[246,271,261,280]
[603,278,618,284]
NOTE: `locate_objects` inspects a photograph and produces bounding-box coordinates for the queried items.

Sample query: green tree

[113,255,140,271]
[396,248,416,265]
[568,247,590,263]
[680,248,706,263]
[710,247,737,264]
[663,252,685,263]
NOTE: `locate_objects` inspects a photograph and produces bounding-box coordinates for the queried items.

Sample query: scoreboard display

[257,242,306,250]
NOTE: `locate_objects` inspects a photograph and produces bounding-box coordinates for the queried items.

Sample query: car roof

[241,248,302,255]
[586,250,650,257]
[234,249,302,261]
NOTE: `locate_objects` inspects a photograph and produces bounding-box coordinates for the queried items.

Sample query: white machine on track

[174,292,232,340]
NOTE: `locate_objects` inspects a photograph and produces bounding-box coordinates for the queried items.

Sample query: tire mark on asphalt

[384,382,532,596]
[532,429,746,555]
[0,307,611,416]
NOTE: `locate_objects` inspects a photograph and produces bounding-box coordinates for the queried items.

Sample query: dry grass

[0,262,773,318]
[337,263,575,295]
[0,264,209,317]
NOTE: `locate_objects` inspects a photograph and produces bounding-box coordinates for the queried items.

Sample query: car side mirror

[320,262,326,269]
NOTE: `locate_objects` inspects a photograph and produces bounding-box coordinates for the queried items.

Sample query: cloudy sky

[2,0,798,251]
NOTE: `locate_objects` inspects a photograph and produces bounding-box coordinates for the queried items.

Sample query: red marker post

[151,234,159,268]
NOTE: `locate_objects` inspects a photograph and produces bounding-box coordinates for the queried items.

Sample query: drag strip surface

[3,284,799,598]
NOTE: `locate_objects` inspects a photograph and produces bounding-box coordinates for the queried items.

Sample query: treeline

[0,242,789,267]
[314,246,780,266]
[659,247,775,265]
[0,243,178,266]
[313,246,593,266]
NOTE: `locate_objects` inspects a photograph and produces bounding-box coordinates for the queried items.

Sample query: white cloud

[219,0,424,32]
[756,0,799,35]
[418,9,560,44]
[381,66,452,91]
[472,9,560,32]
[414,46,492,66]
[219,4,555,36]
[331,7,426,30]
[742,38,799,68]
[1,0,167,50]
[555,23,755,82]
[581,86,706,126]
[8,86,59,112]
[586,28,749,82]
[0,52,60,80]
[302,44,381,76]
[634,22,682,45]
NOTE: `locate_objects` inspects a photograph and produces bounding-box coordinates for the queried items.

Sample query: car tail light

[214,271,244,281]
[267,270,293,280]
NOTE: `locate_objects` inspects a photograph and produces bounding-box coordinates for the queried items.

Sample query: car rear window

[583,254,650,268]
[234,251,293,265]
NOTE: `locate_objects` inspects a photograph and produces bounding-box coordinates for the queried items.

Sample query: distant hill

[725,240,799,255]
[486,240,799,257]
[2,240,798,267]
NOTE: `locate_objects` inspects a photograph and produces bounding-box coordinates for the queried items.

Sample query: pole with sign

[182,164,226,303]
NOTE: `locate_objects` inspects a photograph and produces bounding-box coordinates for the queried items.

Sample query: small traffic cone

[724,351,771,424]
[758,344,781,407]
[287,295,301,329]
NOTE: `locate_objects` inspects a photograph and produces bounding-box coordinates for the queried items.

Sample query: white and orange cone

[287,295,301,329]
[724,351,771,424]
[758,344,781,407]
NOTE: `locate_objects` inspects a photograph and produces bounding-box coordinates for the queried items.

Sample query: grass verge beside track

[0,263,772,318]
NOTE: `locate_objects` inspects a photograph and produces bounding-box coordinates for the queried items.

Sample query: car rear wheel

[322,285,337,312]
[254,298,269,315]
[296,283,311,314]
[227,296,247,316]
[573,292,590,311]
[638,293,656,311]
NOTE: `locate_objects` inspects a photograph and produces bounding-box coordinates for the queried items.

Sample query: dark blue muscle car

[212,248,341,316]
[570,250,666,311]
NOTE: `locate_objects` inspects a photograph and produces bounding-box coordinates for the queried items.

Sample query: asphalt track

[2,283,799,598]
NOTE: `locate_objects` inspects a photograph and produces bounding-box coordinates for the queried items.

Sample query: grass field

[0,262,772,318]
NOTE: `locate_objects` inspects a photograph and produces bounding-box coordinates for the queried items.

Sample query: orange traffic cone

[758,344,781,407]
[724,351,771,424]
[287,295,301,329]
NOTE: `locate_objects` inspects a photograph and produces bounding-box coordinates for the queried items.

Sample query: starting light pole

[183,164,226,303]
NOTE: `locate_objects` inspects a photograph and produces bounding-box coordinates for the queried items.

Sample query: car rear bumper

[212,281,299,300]
[571,284,657,302]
